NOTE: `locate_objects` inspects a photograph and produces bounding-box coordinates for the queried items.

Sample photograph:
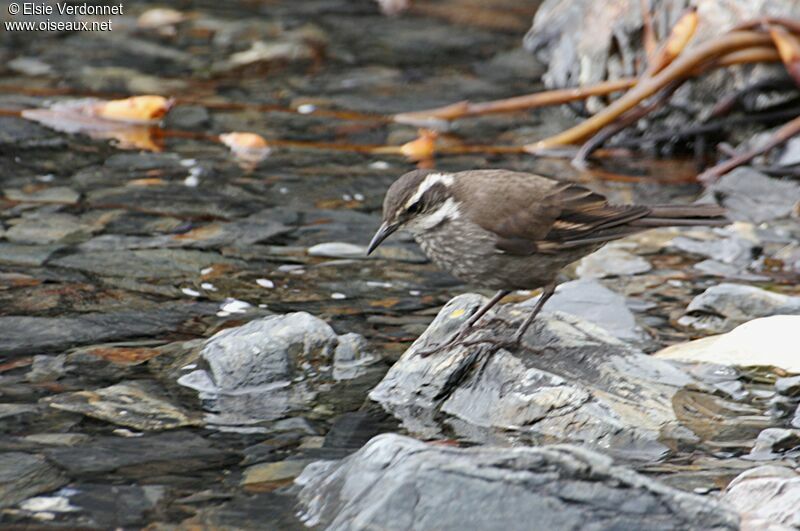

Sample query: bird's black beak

[367,221,398,255]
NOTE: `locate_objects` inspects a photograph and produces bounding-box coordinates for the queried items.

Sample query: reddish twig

[697,113,800,183]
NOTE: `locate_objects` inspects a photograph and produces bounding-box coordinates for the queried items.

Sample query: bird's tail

[631,204,728,227]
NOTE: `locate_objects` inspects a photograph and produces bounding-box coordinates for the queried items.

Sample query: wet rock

[657,316,800,372]
[162,104,210,130]
[332,333,378,380]
[23,433,91,446]
[576,244,652,279]
[775,376,800,398]
[295,433,739,531]
[538,279,647,342]
[45,431,231,476]
[323,411,395,451]
[0,302,216,356]
[0,452,67,509]
[748,428,800,458]
[26,354,66,382]
[178,312,373,425]
[370,294,693,453]
[307,241,366,259]
[242,459,313,487]
[178,491,303,530]
[68,483,165,528]
[0,117,60,147]
[670,225,757,268]
[0,243,62,267]
[702,168,800,224]
[78,215,291,251]
[45,380,202,431]
[4,212,95,245]
[86,185,265,220]
[679,283,800,334]
[52,249,243,279]
[4,186,80,204]
[722,465,800,530]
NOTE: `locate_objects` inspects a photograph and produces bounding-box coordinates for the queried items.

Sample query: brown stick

[572,81,682,167]
[769,25,800,87]
[640,0,658,62]
[733,17,800,35]
[392,78,635,125]
[697,113,800,184]
[645,7,698,76]
[525,31,772,152]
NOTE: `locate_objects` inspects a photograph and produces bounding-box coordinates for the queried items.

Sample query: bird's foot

[415,326,475,358]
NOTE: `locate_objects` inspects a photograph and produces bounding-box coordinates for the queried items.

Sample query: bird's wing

[455,171,650,255]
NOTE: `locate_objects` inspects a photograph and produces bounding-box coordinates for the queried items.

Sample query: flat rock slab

[370,294,695,456]
[45,380,202,431]
[657,315,800,372]
[295,433,739,531]
[0,452,67,509]
[702,168,800,224]
[51,248,243,279]
[678,283,800,334]
[722,465,800,530]
[44,431,232,476]
[0,302,217,356]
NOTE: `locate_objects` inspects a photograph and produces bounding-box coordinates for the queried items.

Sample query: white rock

[307,242,366,259]
[656,315,800,372]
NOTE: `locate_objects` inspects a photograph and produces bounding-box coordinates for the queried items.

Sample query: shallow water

[1,0,798,528]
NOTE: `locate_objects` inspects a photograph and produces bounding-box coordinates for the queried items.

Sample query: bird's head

[367,169,460,255]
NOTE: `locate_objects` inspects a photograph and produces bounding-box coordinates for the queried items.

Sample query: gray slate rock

[369,293,693,456]
[679,283,800,334]
[51,249,243,279]
[45,431,231,476]
[295,433,739,531]
[0,452,67,509]
[535,279,647,343]
[0,302,217,356]
[722,465,800,530]
[178,313,376,425]
[702,168,800,224]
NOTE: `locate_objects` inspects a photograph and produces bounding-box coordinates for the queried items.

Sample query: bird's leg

[459,283,557,352]
[416,290,510,358]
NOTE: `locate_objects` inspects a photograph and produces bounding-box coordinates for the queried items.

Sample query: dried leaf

[769,25,800,87]
[219,132,272,167]
[94,95,172,123]
[400,129,438,161]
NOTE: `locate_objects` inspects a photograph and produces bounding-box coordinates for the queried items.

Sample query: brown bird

[367,169,727,356]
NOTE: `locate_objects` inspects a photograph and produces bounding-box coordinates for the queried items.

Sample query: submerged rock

[0,453,67,509]
[178,313,377,426]
[369,293,695,455]
[657,315,800,372]
[679,283,800,334]
[722,465,800,530]
[295,433,739,531]
[45,381,202,431]
[0,302,217,356]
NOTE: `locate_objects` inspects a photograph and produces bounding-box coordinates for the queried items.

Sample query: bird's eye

[407,201,422,214]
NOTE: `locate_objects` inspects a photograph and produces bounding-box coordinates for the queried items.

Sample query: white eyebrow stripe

[413,197,461,230]
[404,172,454,209]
